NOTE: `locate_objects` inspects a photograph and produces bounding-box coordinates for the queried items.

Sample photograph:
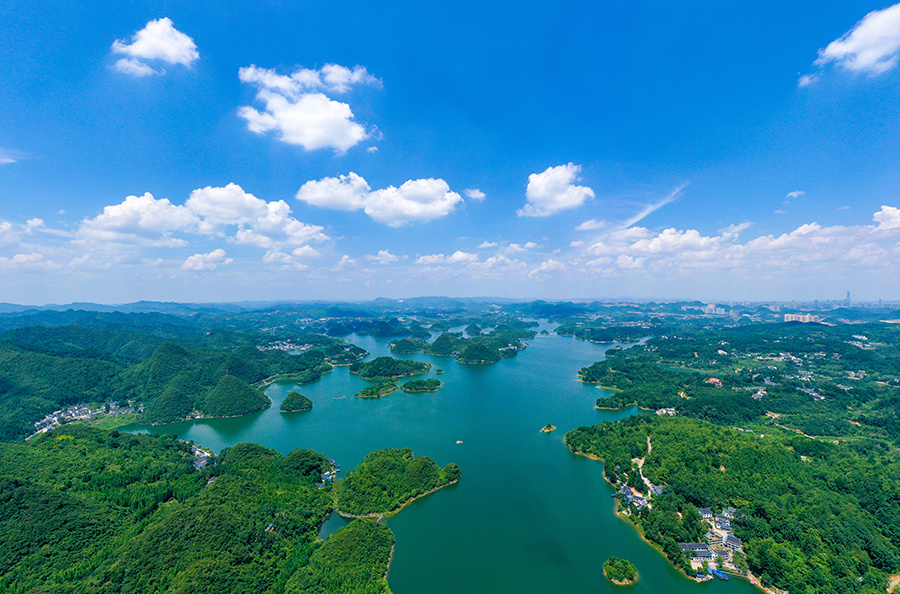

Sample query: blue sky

[2,1,900,304]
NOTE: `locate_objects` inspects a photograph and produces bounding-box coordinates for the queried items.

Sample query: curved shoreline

[335,477,461,520]
[567,445,771,594]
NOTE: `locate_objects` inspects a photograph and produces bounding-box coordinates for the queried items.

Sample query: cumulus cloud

[366,249,399,264]
[518,163,594,217]
[335,254,356,269]
[181,249,233,271]
[529,259,565,277]
[786,190,806,199]
[76,184,327,252]
[0,222,16,245]
[464,188,486,201]
[574,204,900,276]
[478,241,498,249]
[416,250,478,265]
[111,18,198,76]
[0,253,55,272]
[296,173,463,227]
[78,192,197,246]
[801,3,900,84]
[238,64,379,153]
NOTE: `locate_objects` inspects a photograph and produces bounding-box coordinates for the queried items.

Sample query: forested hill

[0,426,396,593]
[0,318,364,440]
[566,415,900,594]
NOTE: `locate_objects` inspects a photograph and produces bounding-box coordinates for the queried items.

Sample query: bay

[123,331,761,593]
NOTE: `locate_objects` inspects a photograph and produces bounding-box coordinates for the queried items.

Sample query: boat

[710,569,729,580]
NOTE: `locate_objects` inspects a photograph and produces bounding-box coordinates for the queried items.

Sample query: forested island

[401,378,441,393]
[349,356,431,381]
[355,381,400,398]
[335,447,460,517]
[281,391,313,412]
[603,556,637,585]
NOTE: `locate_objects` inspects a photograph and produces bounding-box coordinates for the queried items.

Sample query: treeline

[402,379,441,393]
[336,448,460,516]
[566,415,900,594]
[0,427,399,593]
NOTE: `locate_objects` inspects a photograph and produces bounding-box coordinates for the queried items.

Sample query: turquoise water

[123,333,760,594]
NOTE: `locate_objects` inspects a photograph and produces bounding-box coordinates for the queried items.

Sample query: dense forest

[0,426,458,593]
[603,556,637,585]
[401,379,441,393]
[349,357,431,381]
[566,415,900,594]
[336,448,460,517]
[281,391,313,412]
[355,381,400,398]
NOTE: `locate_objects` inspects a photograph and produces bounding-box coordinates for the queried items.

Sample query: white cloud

[0,222,16,245]
[24,219,45,234]
[366,249,399,264]
[238,64,379,153]
[181,249,232,271]
[814,3,900,75]
[621,184,686,228]
[111,18,198,76]
[0,253,56,272]
[416,250,478,265]
[529,259,565,277]
[114,58,161,77]
[367,146,379,153]
[186,184,269,232]
[718,222,752,241]
[503,242,539,254]
[295,173,370,211]
[296,173,462,227]
[797,73,819,87]
[575,219,608,231]
[465,188,486,201]
[786,190,806,199]
[78,192,197,246]
[478,241,498,249]
[518,163,594,217]
[335,254,356,269]
[874,205,900,229]
[0,147,22,165]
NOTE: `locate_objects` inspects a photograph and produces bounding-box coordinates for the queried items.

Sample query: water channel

[125,327,760,593]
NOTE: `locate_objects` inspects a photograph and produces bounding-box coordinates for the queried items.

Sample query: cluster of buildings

[32,401,141,436]
[679,507,744,574]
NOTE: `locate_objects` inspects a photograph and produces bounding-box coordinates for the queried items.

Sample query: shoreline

[568,445,771,594]
[335,477,460,520]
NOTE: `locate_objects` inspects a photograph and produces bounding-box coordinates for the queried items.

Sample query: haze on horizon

[2,1,900,304]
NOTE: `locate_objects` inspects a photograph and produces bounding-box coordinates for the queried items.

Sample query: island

[540,423,557,433]
[349,356,431,380]
[401,378,442,393]
[335,447,460,518]
[280,390,313,412]
[604,556,637,585]
[355,381,399,398]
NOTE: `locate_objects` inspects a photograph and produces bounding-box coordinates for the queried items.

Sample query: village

[30,401,143,438]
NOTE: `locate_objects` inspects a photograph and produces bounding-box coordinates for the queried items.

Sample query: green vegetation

[567,415,900,593]
[349,356,431,380]
[195,374,270,417]
[281,391,313,412]
[284,519,393,594]
[388,338,425,355]
[603,556,637,585]
[401,378,441,393]
[355,381,399,398]
[336,448,460,517]
[0,425,420,593]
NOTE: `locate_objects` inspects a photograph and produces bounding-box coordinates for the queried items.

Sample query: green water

[124,331,760,593]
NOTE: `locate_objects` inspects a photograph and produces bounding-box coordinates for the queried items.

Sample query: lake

[124,329,760,594]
